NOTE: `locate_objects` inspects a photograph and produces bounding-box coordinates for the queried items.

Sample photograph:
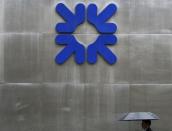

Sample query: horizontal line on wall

[1,82,172,86]
[1,32,172,35]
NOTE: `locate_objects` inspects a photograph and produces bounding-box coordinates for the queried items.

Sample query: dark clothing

[146,128,152,131]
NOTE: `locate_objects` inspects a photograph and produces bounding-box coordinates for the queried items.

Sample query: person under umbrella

[142,120,152,131]
[119,112,159,131]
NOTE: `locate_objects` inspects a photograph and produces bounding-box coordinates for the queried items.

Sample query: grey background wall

[0,0,172,131]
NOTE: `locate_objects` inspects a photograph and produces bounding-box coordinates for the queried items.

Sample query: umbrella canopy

[119,112,160,121]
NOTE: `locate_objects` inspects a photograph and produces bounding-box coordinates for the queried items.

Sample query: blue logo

[55,3,118,65]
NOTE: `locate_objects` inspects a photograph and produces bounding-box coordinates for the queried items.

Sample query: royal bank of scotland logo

[55,3,118,65]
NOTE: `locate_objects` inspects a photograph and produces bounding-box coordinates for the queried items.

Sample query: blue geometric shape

[55,35,85,64]
[87,4,117,34]
[87,35,118,65]
[55,3,85,33]
[55,3,118,65]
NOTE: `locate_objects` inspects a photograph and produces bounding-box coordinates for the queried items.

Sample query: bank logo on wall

[55,3,118,65]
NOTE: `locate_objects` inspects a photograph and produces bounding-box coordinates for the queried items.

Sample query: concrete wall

[0,0,172,131]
